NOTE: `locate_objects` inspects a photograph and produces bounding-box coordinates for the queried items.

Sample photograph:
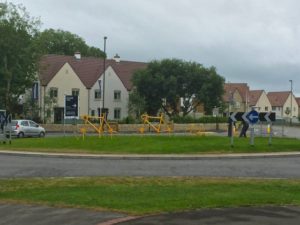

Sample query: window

[49,88,58,98]
[114,90,121,101]
[265,106,268,111]
[72,88,80,96]
[114,108,121,119]
[272,106,276,111]
[20,121,29,126]
[91,110,95,116]
[234,102,240,109]
[94,89,101,99]
[29,121,37,127]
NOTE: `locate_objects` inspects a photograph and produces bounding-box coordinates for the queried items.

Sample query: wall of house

[283,94,298,118]
[229,90,244,112]
[253,92,272,112]
[272,106,283,119]
[89,66,129,120]
[43,63,88,122]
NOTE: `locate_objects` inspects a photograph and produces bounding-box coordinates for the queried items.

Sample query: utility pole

[289,80,293,125]
[102,36,107,116]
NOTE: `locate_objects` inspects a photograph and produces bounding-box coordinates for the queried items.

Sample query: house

[267,91,298,119]
[248,90,272,112]
[223,83,250,114]
[38,53,147,123]
[296,97,300,117]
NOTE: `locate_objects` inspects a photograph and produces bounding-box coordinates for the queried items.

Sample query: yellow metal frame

[140,113,173,134]
[81,114,116,136]
[141,113,164,133]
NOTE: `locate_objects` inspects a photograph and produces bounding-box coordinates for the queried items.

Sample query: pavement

[1,203,300,225]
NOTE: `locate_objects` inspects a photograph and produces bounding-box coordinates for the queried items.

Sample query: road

[1,152,300,225]
[1,153,300,178]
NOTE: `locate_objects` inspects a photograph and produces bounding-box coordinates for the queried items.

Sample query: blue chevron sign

[242,110,259,124]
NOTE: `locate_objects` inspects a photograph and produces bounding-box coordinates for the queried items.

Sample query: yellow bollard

[80,128,86,140]
[139,127,145,134]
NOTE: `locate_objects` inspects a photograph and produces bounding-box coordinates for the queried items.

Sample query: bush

[172,116,227,124]
[119,116,140,124]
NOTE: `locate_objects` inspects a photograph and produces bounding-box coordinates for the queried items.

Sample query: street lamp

[102,36,107,116]
[289,79,293,125]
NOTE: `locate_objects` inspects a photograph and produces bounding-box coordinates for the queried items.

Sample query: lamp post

[289,79,293,125]
[102,36,107,116]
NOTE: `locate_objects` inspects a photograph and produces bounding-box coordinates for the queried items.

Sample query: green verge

[0,177,300,215]
[1,136,300,154]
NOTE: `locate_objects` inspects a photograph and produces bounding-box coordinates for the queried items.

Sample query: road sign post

[229,113,238,147]
[241,109,259,146]
[268,123,273,146]
[260,112,276,145]
[228,111,275,146]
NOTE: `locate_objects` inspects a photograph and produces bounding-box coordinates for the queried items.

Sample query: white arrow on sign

[242,112,249,123]
[230,112,238,122]
[249,113,259,121]
[264,112,271,122]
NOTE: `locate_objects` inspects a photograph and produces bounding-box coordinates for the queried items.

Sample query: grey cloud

[10,0,300,95]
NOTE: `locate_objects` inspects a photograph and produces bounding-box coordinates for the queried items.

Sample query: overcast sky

[9,0,300,95]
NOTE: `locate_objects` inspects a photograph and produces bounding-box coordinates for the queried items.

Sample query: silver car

[8,120,46,138]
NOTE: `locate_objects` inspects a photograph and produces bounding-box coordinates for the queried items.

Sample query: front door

[54,107,64,124]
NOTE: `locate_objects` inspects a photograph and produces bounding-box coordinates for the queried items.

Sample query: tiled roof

[248,90,263,106]
[223,83,250,102]
[38,54,147,90]
[267,91,290,106]
[110,60,148,90]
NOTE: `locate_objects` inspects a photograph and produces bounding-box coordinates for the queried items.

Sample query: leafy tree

[34,29,105,58]
[0,2,40,112]
[132,59,225,117]
[128,88,146,119]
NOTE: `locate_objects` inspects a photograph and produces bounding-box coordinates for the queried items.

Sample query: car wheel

[39,132,45,138]
[18,132,24,138]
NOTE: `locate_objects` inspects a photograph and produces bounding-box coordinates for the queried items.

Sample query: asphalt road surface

[118,206,300,225]
[1,153,300,178]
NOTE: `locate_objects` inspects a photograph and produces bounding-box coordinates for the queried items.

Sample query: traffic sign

[229,111,275,123]
[65,95,79,118]
[259,112,276,122]
[246,110,259,124]
[229,112,244,122]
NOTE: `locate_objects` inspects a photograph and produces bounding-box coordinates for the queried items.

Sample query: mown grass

[0,177,300,215]
[0,135,300,154]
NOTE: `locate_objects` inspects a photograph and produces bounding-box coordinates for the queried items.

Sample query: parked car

[7,120,46,138]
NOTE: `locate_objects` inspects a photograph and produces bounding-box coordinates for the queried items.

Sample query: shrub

[172,116,227,124]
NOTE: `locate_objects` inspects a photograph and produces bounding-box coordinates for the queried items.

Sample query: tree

[33,29,105,58]
[132,59,225,117]
[128,88,146,119]
[0,2,40,112]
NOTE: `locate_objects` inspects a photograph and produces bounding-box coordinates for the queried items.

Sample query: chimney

[74,52,81,60]
[113,54,120,63]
